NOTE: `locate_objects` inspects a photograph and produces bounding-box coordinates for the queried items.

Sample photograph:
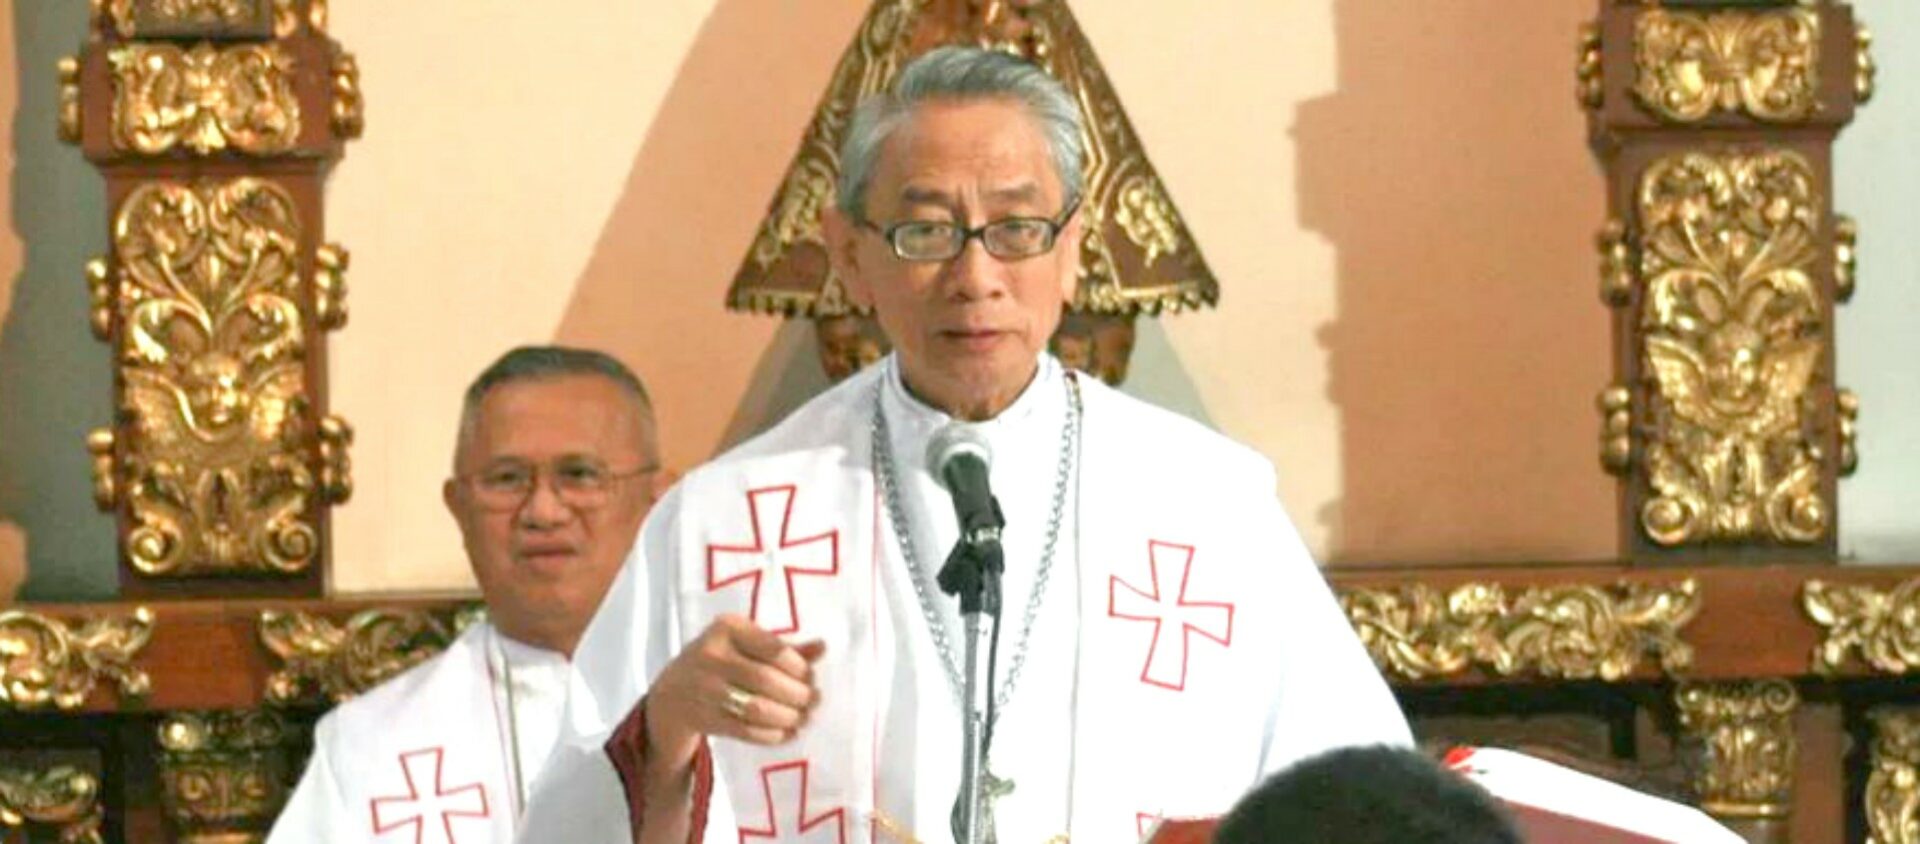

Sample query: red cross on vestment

[368,747,489,844]
[737,759,848,844]
[706,485,842,635]
[1108,540,1235,691]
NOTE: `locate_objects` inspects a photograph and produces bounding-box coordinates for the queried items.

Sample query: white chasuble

[522,354,1410,844]
[269,622,568,844]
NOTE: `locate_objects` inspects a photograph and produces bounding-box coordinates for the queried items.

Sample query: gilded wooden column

[0,763,105,844]
[1584,0,1869,564]
[59,0,359,597]
[1867,709,1920,844]
[1676,680,1799,843]
[157,710,296,844]
[727,0,1210,388]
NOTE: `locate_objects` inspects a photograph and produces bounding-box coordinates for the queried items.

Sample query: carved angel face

[1703,322,1766,409]
[184,354,248,431]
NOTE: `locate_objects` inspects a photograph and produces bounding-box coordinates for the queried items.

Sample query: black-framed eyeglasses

[858,195,1081,262]
[454,457,659,513]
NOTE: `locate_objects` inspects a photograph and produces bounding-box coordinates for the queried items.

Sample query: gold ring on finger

[720,684,754,721]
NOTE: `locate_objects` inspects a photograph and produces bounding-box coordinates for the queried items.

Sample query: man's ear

[823,207,875,309]
[1055,208,1085,303]
[442,477,460,520]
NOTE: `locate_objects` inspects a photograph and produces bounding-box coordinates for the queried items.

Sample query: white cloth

[522,354,1410,843]
[268,622,570,844]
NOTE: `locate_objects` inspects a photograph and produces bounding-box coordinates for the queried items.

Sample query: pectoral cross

[949,768,1015,844]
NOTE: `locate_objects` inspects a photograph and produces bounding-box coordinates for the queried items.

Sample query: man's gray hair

[835,46,1085,220]
[455,345,654,462]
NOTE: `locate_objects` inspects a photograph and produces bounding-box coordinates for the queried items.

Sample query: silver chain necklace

[869,364,1081,715]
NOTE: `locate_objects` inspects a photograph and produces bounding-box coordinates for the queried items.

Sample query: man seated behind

[268,346,668,843]
[521,46,1410,844]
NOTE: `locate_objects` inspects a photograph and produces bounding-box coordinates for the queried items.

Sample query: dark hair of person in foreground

[1211,745,1524,844]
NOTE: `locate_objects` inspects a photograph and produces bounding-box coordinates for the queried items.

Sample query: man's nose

[516,476,573,528]
[945,235,1011,301]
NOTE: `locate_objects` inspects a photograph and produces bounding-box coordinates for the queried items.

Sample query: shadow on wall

[1294,0,1613,565]
[0,1,116,600]
[554,0,870,465]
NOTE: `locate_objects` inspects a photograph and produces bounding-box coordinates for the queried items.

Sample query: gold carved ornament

[1802,578,1920,675]
[1577,21,1603,109]
[1674,680,1798,819]
[92,0,320,38]
[157,710,294,843]
[108,43,301,156]
[727,0,1217,320]
[1635,150,1828,546]
[1869,709,1920,844]
[0,765,104,844]
[330,52,363,140]
[98,178,351,578]
[1337,580,1700,682]
[58,56,82,146]
[258,607,477,704]
[1632,8,1819,123]
[1835,214,1858,304]
[1856,26,1876,106]
[0,607,154,712]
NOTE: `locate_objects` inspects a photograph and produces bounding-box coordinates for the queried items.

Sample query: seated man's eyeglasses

[458,458,658,512]
[860,195,1081,262]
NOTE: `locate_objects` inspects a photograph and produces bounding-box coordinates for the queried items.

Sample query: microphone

[926,424,1006,550]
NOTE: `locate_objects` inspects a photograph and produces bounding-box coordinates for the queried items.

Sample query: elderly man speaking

[522,47,1409,843]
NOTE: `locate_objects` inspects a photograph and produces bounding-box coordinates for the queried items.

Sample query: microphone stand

[938,498,1005,844]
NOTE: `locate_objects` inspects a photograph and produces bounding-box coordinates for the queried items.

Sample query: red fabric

[607,696,714,844]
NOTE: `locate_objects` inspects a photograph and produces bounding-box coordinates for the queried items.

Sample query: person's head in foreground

[1212,745,1524,844]
[444,345,665,656]
[824,44,1085,421]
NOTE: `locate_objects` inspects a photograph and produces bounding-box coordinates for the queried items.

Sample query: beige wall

[4,1,1908,598]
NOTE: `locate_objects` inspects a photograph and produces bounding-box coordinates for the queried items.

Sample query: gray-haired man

[524,47,1408,843]
[270,346,666,843]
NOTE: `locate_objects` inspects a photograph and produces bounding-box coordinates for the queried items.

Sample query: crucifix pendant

[950,768,1014,844]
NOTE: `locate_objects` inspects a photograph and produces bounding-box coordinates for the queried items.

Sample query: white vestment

[522,354,1410,843]
[269,622,569,844]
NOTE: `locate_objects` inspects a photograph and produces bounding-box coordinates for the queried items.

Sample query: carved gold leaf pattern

[1632,8,1820,123]
[1803,578,1920,675]
[108,43,300,156]
[1636,151,1826,546]
[0,607,154,711]
[258,607,477,704]
[1675,680,1797,818]
[1338,580,1699,682]
[733,0,925,318]
[110,178,321,577]
[157,710,293,841]
[84,259,113,342]
[0,765,104,844]
[1869,708,1920,844]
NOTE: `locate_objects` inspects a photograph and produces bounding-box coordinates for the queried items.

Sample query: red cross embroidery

[368,747,489,844]
[707,485,842,635]
[1108,540,1235,691]
[737,759,848,844]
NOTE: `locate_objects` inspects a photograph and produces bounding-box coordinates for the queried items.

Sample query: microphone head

[925,423,993,489]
